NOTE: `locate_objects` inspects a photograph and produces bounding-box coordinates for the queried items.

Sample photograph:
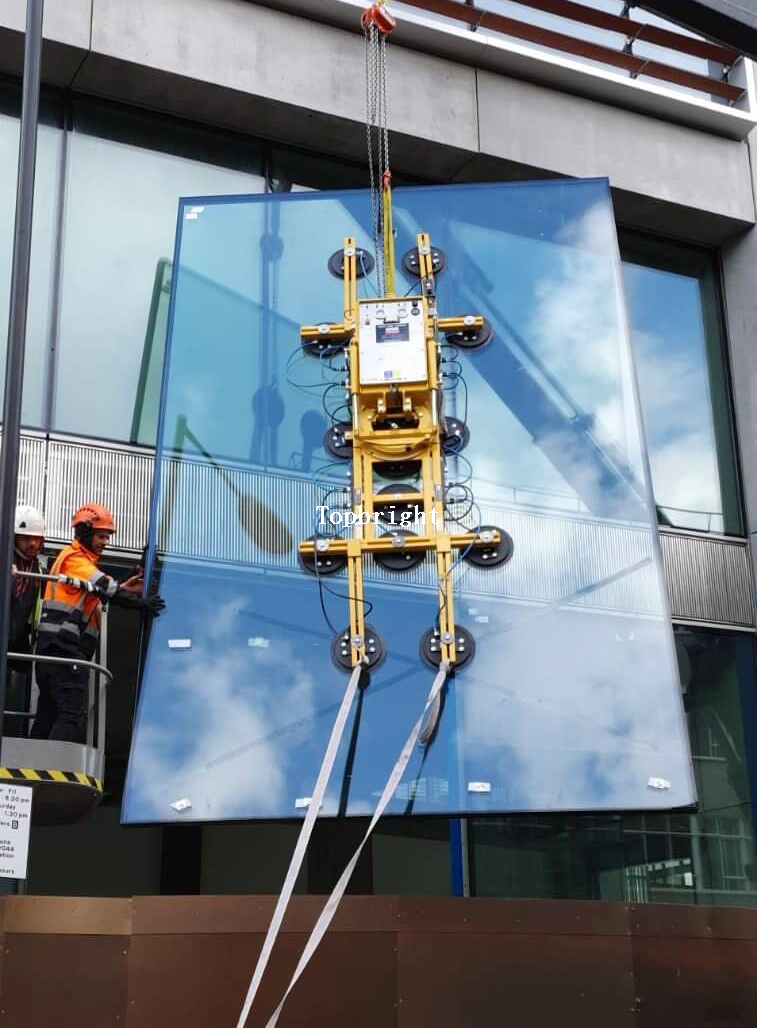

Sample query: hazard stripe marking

[0,768,102,791]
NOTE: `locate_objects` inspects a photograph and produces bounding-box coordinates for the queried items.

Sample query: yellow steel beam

[437,315,484,333]
[300,530,499,558]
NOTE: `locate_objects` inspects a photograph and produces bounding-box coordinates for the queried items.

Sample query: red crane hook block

[361,3,396,36]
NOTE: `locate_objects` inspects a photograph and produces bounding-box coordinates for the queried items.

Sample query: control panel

[358,297,428,386]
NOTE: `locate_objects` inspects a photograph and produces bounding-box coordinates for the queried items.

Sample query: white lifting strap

[234,661,364,1028]
[235,660,450,1028]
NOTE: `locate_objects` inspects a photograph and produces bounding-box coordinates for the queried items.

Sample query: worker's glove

[140,594,166,617]
[111,590,165,616]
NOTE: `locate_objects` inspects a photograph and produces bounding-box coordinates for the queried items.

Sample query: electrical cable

[358,249,379,297]
[309,473,375,635]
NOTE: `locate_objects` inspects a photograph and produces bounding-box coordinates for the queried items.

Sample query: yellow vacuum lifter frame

[299,234,500,669]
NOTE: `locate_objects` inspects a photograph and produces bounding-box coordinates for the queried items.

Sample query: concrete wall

[0,0,754,242]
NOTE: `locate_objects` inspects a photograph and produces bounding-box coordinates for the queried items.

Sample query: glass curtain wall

[53,101,266,443]
[619,232,742,535]
[469,629,757,906]
[0,85,62,428]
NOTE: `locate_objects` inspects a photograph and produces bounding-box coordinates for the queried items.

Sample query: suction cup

[323,423,352,460]
[332,624,386,671]
[328,247,374,279]
[301,325,350,359]
[373,529,425,572]
[440,416,470,452]
[373,458,422,481]
[299,534,348,576]
[443,317,493,351]
[462,526,514,569]
[420,625,475,670]
[402,246,446,277]
[374,484,418,524]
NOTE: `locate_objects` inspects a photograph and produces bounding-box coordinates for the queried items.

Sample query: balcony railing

[9,429,755,628]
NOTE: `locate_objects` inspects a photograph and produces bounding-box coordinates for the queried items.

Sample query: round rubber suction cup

[301,325,350,359]
[332,624,386,671]
[323,423,352,460]
[328,247,374,279]
[299,534,348,576]
[440,416,470,452]
[373,529,425,573]
[374,483,418,525]
[443,317,493,351]
[401,246,447,277]
[373,458,422,481]
[420,625,476,670]
[462,526,514,569]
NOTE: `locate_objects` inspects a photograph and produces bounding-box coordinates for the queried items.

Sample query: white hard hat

[14,504,45,537]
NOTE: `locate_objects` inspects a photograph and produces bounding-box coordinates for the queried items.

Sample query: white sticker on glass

[467,781,492,794]
[647,777,671,790]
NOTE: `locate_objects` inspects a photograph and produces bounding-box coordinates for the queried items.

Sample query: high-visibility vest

[37,541,119,658]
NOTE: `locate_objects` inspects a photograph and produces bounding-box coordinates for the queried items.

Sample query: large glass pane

[620,233,741,535]
[470,630,757,906]
[0,87,62,428]
[122,180,695,824]
[54,102,265,443]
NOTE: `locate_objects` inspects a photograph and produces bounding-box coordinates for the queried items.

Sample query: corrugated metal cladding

[9,432,755,629]
[659,531,755,627]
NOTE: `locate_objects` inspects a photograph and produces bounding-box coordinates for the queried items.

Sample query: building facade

[0,0,756,909]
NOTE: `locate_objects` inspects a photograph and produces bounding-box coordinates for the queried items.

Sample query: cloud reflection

[124,596,317,820]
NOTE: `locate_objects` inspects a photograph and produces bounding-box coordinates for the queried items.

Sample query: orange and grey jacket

[37,541,119,659]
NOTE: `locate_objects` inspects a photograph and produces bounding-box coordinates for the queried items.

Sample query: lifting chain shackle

[363,1,396,297]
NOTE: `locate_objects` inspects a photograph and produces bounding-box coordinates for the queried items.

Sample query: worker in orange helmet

[31,504,164,742]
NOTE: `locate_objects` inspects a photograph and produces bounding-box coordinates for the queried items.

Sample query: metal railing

[8,428,755,627]
[5,650,111,754]
[6,572,113,753]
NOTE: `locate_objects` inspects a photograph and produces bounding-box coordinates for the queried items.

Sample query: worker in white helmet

[7,505,46,735]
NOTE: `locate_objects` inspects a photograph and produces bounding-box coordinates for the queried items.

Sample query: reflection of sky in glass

[122,180,695,823]
[0,110,60,427]
[623,261,727,533]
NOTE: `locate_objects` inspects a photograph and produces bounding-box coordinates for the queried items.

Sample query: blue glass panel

[122,180,696,823]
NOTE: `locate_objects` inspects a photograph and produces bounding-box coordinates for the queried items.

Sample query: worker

[31,503,164,742]
[7,504,46,735]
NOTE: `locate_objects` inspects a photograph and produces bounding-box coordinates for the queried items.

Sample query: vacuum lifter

[298,234,512,672]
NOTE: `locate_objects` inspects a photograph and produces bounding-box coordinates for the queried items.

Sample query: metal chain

[380,34,390,192]
[364,27,381,292]
[364,20,390,295]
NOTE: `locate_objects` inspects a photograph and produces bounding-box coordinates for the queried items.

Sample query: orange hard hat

[71,504,116,533]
